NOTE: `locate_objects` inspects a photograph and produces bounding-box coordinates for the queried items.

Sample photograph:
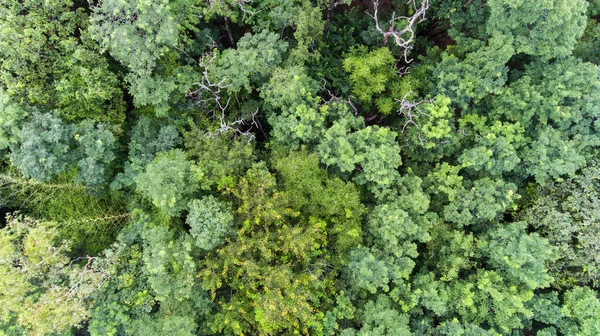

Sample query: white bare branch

[187,52,259,141]
[369,0,430,64]
[396,90,434,146]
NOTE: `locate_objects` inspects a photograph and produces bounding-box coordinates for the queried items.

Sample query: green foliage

[272,150,364,254]
[0,89,27,150]
[88,215,209,336]
[479,222,553,289]
[184,128,255,191]
[90,0,180,75]
[443,178,517,226]
[574,19,600,64]
[0,214,107,335]
[0,0,84,105]
[214,30,289,93]
[486,0,588,59]
[561,287,600,335]
[55,42,126,123]
[492,57,600,135]
[0,173,128,255]
[89,0,200,115]
[424,223,477,282]
[433,0,490,41]
[74,120,117,187]
[530,287,600,335]
[366,199,431,257]
[112,116,181,190]
[2,0,600,334]
[345,246,391,294]
[343,47,396,104]
[523,127,587,183]
[135,149,198,216]
[433,35,514,109]
[522,165,600,287]
[10,112,119,187]
[318,122,402,196]
[10,112,74,182]
[350,126,402,193]
[459,120,526,176]
[262,66,324,148]
[200,162,332,335]
[0,0,125,123]
[141,221,199,302]
[187,196,234,250]
[341,295,411,336]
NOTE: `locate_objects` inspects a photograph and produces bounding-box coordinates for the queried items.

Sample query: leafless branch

[369,0,430,64]
[396,90,434,146]
[187,52,259,141]
[320,78,360,116]
[205,107,260,142]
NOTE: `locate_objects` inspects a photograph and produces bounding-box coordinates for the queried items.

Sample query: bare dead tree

[223,16,237,48]
[205,107,261,142]
[396,90,434,146]
[187,52,230,117]
[187,52,260,141]
[369,0,430,63]
[320,78,360,116]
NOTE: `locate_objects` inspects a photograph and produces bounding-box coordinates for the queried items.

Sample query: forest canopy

[1,0,600,335]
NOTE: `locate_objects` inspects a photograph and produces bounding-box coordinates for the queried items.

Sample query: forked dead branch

[369,0,430,63]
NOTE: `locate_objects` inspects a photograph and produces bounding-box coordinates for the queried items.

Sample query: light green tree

[135,149,198,216]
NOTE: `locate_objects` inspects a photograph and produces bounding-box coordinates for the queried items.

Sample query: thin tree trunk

[224,16,236,48]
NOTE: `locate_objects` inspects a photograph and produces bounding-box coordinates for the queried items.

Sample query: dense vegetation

[1,0,600,335]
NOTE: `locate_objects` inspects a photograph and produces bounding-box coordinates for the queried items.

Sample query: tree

[90,0,180,75]
[88,213,210,336]
[0,0,125,122]
[522,127,587,183]
[184,126,256,191]
[73,120,117,187]
[521,164,600,287]
[200,163,333,335]
[340,295,412,336]
[262,66,324,148]
[89,0,200,115]
[0,214,108,335]
[343,46,396,104]
[186,196,234,250]
[54,42,126,123]
[486,0,588,60]
[433,34,514,109]
[530,287,600,335]
[479,222,553,290]
[350,126,402,194]
[345,246,392,294]
[135,149,198,216]
[272,150,365,255]
[0,0,86,105]
[442,178,517,227]
[0,89,27,151]
[10,112,119,187]
[459,120,526,176]
[112,116,181,190]
[491,57,600,136]
[10,112,74,182]
[212,30,289,93]
[317,118,402,196]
